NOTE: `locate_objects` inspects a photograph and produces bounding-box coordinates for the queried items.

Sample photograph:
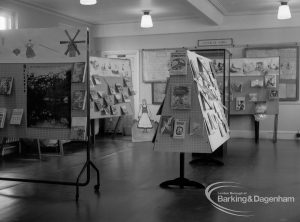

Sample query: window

[0,8,18,30]
[0,16,7,30]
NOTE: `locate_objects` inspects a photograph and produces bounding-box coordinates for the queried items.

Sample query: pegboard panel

[229,57,280,115]
[89,57,134,119]
[154,60,211,153]
[154,51,230,153]
[90,77,134,119]
[0,63,87,140]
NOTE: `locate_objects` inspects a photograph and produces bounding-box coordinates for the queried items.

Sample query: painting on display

[27,64,72,128]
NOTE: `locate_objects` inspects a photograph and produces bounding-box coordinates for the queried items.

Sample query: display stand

[229,57,280,144]
[154,51,230,189]
[190,49,231,165]
[0,27,100,201]
[89,56,135,141]
[160,153,204,188]
[254,114,278,144]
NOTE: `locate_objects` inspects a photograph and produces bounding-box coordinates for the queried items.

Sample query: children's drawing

[137,99,153,132]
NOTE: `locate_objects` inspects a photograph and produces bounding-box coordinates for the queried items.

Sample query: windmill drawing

[60,29,86,57]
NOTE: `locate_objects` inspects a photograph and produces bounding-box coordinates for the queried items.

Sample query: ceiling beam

[186,0,224,25]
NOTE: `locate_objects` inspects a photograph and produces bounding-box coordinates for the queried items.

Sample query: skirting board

[230,130,299,140]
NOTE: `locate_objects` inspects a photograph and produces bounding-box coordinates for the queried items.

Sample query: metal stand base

[189,156,224,166]
[76,160,100,201]
[160,153,205,189]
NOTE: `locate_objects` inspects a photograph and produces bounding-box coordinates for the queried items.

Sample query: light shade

[80,0,97,5]
[141,11,153,28]
[277,2,291,20]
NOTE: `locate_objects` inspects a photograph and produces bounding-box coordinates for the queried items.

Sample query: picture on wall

[235,97,246,111]
[152,82,167,105]
[27,64,72,128]
[0,77,14,95]
[170,84,192,109]
[265,74,277,88]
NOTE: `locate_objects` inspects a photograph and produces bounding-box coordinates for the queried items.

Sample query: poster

[27,64,72,128]
[170,84,192,109]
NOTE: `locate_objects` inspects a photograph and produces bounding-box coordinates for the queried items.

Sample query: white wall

[94,27,300,140]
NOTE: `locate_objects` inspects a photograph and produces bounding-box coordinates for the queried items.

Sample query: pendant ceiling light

[80,0,97,5]
[141,10,153,28]
[277,1,291,20]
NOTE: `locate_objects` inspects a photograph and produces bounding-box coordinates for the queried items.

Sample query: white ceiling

[12,0,300,25]
[210,0,300,15]
[14,0,209,25]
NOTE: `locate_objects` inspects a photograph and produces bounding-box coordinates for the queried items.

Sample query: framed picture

[152,82,167,105]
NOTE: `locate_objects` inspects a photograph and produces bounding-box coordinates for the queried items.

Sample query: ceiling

[12,0,300,25]
[210,0,300,15]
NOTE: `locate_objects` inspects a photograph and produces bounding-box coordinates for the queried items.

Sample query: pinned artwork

[173,119,186,139]
[93,75,102,85]
[248,93,258,102]
[269,89,279,100]
[115,94,123,103]
[160,116,174,135]
[72,90,86,111]
[90,90,99,101]
[170,52,187,75]
[232,82,243,92]
[137,99,153,132]
[27,64,72,128]
[120,105,128,115]
[72,62,86,83]
[0,77,14,95]
[250,79,264,88]
[236,97,246,111]
[26,40,36,58]
[265,74,277,88]
[122,93,131,103]
[110,105,118,115]
[255,102,267,114]
[108,85,116,95]
[115,83,123,93]
[170,84,192,109]
[60,29,86,57]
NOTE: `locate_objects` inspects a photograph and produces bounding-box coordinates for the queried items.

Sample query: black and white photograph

[27,64,72,128]
[0,1,300,222]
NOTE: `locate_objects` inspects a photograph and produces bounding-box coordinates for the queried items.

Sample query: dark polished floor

[0,138,300,222]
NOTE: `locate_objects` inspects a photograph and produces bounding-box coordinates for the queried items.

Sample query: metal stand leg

[90,161,100,191]
[112,117,122,140]
[254,120,259,144]
[160,153,205,189]
[273,114,278,143]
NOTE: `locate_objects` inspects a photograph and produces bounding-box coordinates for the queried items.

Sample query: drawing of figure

[137,99,153,132]
[26,39,36,58]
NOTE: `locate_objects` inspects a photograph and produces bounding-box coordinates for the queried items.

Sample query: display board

[245,47,299,101]
[229,57,280,115]
[142,49,177,82]
[154,51,230,153]
[89,56,134,119]
[0,27,88,140]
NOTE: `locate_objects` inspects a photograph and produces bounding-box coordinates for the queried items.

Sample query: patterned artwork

[27,64,72,128]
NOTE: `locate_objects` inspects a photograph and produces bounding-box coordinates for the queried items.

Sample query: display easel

[0,27,99,201]
[229,57,280,144]
[89,56,135,141]
[154,51,230,189]
[190,49,231,165]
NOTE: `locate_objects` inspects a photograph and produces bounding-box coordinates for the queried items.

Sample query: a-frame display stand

[154,50,230,189]
[0,27,99,201]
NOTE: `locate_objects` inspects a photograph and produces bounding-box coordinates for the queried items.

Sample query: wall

[94,27,300,140]
[0,0,95,52]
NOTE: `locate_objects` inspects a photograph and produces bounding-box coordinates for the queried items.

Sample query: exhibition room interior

[0,0,300,221]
